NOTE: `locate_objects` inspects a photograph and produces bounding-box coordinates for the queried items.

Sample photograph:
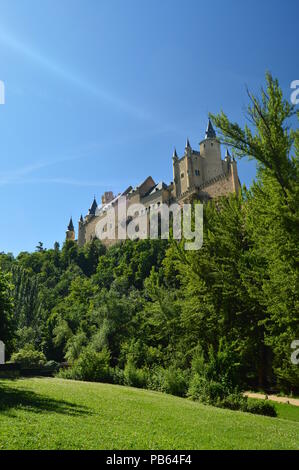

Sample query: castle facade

[66,120,240,246]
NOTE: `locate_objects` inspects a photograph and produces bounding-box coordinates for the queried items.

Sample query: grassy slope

[0,378,298,450]
[270,401,299,423]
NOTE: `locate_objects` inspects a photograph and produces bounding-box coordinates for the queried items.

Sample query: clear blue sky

[0,0,298,254]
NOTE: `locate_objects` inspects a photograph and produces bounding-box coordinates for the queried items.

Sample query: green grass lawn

[0,378,298,450]
[268,401,299,423]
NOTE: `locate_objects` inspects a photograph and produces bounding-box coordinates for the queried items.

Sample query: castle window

[181,173,184,178]
[211,142,213,147]
[195,169,200,176]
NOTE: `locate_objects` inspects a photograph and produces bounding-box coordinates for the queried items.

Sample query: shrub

[212,394,277,417]
[147,366,165,392]
[162,367,189,397]
[188,373,227,403]
[59,347,111,382]
[188,343,243,405]
[123,360,148,389]
[10,346,46,368]
[111,366,125,385]
[216,393,248,411]
[148,366,189,397]
[245,399,277,417]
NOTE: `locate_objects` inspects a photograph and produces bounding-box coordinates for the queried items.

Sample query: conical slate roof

[205,119,216,139]
[68,217,74,232]
[88,197,98,216]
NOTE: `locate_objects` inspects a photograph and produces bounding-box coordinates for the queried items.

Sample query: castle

[66,120,240,246]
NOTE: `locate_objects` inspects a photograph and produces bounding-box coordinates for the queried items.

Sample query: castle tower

[66,217,75,241]
[78,214,86,247]
[199,119,223,181]
[172,148,179,198]
[172,140,194,199]
[102,191,114,205]
[185,138,193,190]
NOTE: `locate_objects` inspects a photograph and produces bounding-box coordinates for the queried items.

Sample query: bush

[147,366,165,392]
[245,399,277,417]
[212,394,277,417]
[148,366,189,397]
[10,346,46,368]
[188,373,228,403]
[162,367,189,397]
[110,366,125,385]
[59,347,111,382]
[188,343,244,405]
[123,360,148,389]
[216,393,248,411]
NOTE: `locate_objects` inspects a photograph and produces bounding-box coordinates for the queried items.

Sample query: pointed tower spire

[205,118,216,139]
[185,138,191,149]
[88,196,98,216]
[225,148,231,160]
[172,148,178,159]
[68,217,74,232]
[80,214,84,223]
[66,217,75,241]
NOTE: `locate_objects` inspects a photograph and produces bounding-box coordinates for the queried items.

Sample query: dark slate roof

[205,119,216,139]
[88,197,98,216]
[129,177,156,195]
[68,217,74,232]
[143,181,168,197]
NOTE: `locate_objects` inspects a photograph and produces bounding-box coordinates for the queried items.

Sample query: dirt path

[245,392,299,407]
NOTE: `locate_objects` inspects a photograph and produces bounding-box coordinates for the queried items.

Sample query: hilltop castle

[66,120,240,246]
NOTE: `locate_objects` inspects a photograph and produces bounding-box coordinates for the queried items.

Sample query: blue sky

[0,0,298,254]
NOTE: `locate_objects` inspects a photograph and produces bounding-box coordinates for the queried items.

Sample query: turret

[224,148,231,162]
[78,215,86,247]
[88,196,98,216]
[66,217,75,241]
[205,118,216,139]
[199,118,223,181]
[185,138,192,157]
[172,148,178,161]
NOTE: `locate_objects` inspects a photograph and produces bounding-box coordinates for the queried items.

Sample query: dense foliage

[0,74,298,405]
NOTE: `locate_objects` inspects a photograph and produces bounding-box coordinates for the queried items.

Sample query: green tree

[210,72,299,390]
[0,267,14,354]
